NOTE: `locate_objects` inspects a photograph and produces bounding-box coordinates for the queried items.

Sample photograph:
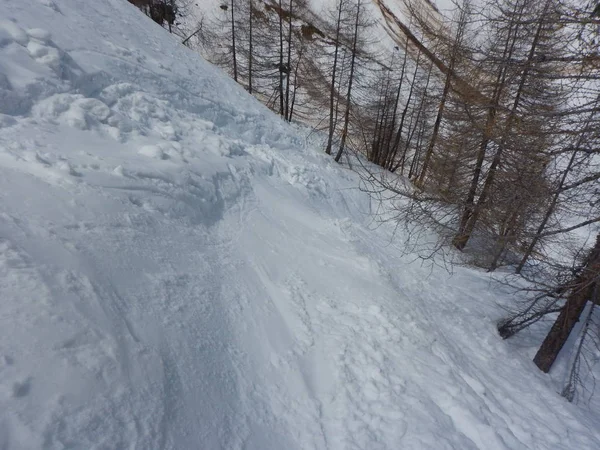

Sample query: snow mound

[0,1,598,449]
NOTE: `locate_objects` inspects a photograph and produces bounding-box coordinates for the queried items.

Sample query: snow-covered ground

[0,0,599,449]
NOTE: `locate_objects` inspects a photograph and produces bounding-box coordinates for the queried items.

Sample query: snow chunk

[0,20,29,47]
[138,145,168,160]
[99,83,136,106]
[32,93,76,117]
[55,159,81,176]
[32,94,111,130]
[26,28,51,42]
[113,165,127,176]
[26,40,51,58]
[26,40,61,72]
[73,97,111,122]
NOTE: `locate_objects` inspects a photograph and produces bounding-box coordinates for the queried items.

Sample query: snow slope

[0,0,599,449]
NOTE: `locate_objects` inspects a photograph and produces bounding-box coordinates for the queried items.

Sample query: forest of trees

[127,0,599,403]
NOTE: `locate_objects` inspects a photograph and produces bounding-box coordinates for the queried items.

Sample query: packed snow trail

[0,0,599,449]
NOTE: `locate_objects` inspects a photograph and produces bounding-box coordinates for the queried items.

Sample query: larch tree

[452,0,566,256]
[334,0,367,163]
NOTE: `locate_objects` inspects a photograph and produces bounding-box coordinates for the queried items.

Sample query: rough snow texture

[0,0,598,449]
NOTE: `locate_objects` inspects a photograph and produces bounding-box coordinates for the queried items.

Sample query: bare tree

[325,0,349,154]
[416,0,470,186]
[334,0,363,162]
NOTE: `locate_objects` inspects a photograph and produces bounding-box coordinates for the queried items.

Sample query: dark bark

[284,0,293,121]
[369,76,388,162]
[416,64,451,186]
[391,50,421,173]
[231,0,238,82]
[405,62,433,177]
[248,0,253,93]
[488,205,520,271]
[334,0,360,163]
[533,234,600,373]
[278,0,285,117]
[325,0,344,154]
[382,44,409,169]
[289,41,304,122]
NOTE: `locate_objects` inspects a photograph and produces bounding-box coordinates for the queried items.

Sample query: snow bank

[0,0,598,449]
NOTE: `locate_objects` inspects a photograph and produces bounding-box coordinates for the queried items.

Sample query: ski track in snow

[0,0,599,449]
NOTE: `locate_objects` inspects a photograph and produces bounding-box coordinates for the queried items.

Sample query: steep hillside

[0,0,599,449]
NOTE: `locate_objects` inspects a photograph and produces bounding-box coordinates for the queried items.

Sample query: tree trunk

[370,77,387,162]
[404,62,433,177]
[334,0,360,163]
[278,0,285,117]
[231,0,238,82]
[409,119,427,179]
[248,0,253,93]
[325,0,344,154]
[383,43,409,169]
[488,203,520,271]
[392,50,421,173]
[289,40,304,122]
[533,234,600,373]
[284,0,293,121]
[333,49,346,145]
[417,67,451,186]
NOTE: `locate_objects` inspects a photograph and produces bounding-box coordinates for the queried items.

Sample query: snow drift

[0,0,599,449]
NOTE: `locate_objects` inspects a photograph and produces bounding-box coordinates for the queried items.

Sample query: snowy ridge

[0,0,599,449]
